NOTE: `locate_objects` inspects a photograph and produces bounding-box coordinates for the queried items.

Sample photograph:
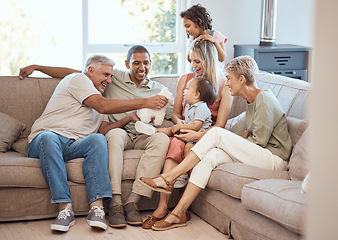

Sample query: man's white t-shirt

[28,73,104,143]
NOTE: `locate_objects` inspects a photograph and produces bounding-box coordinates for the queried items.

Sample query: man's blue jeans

[27,131,112,204]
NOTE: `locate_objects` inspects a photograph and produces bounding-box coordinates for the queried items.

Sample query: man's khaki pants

[105,128,170,198]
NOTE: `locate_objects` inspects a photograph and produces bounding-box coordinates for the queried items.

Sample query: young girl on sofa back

[180,4,227,67]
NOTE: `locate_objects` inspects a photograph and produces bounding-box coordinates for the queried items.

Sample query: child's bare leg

[173,143,195,187]
[184,143,195,158]
[184,143,195,177]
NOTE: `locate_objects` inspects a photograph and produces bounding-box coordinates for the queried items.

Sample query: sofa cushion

[0,150,86,188]
[0,149,145,189]
[12,138,29,155]
[66,149,144,184]
[207,163,289,199]
[288,127,310,181]
[0,112,26,152]
[0,151,48,188]
[0,77,62,142]
[287,117,309,147]
[228,95,247,119]
[0,148,145,191]
[257,72,310,119]
[225,112,245,130]
[241,179,307,235]
[150,75,179,98]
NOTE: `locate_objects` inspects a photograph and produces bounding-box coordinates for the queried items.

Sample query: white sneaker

[135,121,157,135]
[174,174,189,188]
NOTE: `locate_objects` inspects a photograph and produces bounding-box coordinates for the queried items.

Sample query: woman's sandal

[151,212,187,231]
[142,210,169,229]
[139,174,174,194]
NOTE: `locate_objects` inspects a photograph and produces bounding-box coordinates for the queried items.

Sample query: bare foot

[152,175,168,189]
[152,208,168,219]
[160,212,181,225]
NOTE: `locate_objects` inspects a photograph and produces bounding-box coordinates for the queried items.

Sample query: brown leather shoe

[108,204,127,228]
[123,202,143,226]
[151,212,187,231]
[139,175,173,194]
[142,211,168,229]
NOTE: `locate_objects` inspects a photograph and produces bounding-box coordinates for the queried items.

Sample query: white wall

[191,1,338,239]
[190,0,316,61]
[306,0,338,239]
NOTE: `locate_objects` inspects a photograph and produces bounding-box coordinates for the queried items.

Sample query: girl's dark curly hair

[180,4,212,31]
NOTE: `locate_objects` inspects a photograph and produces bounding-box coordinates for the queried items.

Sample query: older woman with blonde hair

[139,55,292,231]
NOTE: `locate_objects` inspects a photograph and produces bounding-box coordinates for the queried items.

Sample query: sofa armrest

[241,179,306,235]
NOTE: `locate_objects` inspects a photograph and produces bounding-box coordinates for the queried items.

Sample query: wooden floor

[0,211,228,240]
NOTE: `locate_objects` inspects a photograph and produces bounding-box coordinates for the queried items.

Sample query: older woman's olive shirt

[231,90,292,161]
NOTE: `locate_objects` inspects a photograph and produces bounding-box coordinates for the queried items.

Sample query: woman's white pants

[189,127,287,189]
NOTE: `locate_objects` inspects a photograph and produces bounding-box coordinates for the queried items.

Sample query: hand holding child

[171,124,184,135]
[195,34,216,44]
[157,127,173,136]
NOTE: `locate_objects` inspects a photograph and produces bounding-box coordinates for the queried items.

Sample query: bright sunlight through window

[0,0,188,77]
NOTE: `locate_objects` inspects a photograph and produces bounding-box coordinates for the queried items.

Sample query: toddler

[158,77,216,160]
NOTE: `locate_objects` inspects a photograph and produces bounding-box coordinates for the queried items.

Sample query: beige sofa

[0,72,310,239]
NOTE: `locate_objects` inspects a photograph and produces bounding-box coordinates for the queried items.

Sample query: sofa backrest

[150,75,179,98]
[0,76,61,140]
[0,72,310,149]
[0,75,179,141]
[150,73,311,121]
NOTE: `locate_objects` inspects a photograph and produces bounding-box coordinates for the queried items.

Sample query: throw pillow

[0,112,26,152]
[288,127,310,181]
[225,111,246,130]
[287,117,309,147]
[12,138,29,155]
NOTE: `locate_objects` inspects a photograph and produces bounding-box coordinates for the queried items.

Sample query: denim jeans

[27,131,112,204]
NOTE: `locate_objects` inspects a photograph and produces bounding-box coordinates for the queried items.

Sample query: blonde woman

[140,56,292,230]
[140,40,232,229]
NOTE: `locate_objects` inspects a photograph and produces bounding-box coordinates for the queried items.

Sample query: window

[0,0,83,77]
[83,0,189,75]
[0,0,188,76]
